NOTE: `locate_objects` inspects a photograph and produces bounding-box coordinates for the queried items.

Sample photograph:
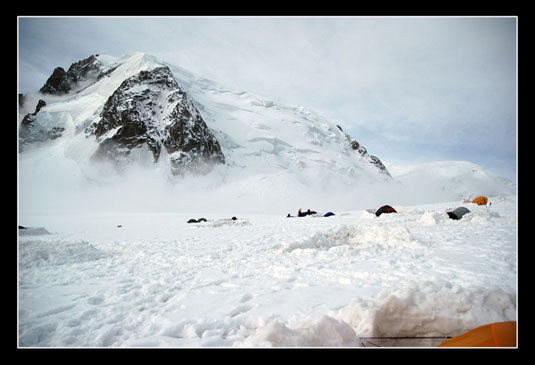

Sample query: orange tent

[472,196,489,205]
[438,321,516,347]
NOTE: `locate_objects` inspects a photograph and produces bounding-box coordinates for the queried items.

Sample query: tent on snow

[375,205,397,217]
[438,321,516,347]
[187,218,207,223]
[447,207,470,220]
[472,196,489,205]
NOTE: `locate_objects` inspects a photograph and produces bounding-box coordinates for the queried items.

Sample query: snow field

[18,196,516,347]
[18,52,516,347]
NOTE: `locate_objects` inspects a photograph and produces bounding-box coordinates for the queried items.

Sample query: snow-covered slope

[18,53,397,213]
[18,53,515,214]
[386,161,516,205]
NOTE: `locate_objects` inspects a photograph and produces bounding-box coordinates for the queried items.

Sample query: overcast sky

[17,16,517,182]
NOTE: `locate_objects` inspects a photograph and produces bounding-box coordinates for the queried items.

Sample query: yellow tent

[472,196,489,205]
[438,321,516,347]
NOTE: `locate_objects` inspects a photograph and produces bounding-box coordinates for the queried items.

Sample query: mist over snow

[18,147,515,216]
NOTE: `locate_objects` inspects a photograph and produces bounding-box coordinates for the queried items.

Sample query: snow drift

[243,281,515,347]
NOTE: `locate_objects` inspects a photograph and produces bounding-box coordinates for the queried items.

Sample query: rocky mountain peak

[40,54,117,95]
[86,65,225,175]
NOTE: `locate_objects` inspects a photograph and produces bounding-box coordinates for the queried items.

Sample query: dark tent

[375,205,397,217]
[447,207,470,220]
[187,218,207,223]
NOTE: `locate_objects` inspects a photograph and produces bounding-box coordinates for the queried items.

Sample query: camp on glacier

[17,53,517,348]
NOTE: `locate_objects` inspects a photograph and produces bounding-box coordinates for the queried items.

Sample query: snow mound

[418,210,450,226]
[244,280,516,347]
[242,315,357,347]
[281,224,422,252]
[338,280,516,347]
[461,208,501,224]
[19,240,109,269]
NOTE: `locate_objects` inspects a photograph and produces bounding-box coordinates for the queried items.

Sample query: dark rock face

[87,66,225,175]
[20,99,45,135]
[336,125,391,177]
[40,55,117,95]
[40,67,67,94]
[21,99,46,127]
[19,99,65,150]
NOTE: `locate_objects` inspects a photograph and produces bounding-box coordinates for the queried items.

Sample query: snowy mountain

[386,161,516,205]
[86,65,225,176]
[20,54,226,176]
[19,53,389,178]
[18,53,515,213]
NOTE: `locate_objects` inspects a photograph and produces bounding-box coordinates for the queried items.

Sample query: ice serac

[86,65,225,175]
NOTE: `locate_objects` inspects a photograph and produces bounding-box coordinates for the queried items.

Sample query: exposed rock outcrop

[337,125,391,177]
[19,99,64,150]
[40,54,117,95]
[86,66,225,175]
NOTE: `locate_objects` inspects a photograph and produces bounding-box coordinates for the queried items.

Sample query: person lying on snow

[298,208,318,217]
